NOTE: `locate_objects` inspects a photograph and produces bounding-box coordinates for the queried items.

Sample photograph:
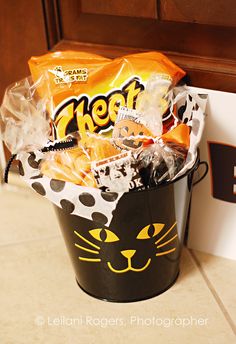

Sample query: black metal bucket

[54,152,206,302]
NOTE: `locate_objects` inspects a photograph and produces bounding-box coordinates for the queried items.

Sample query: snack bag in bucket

[28,51,186,140]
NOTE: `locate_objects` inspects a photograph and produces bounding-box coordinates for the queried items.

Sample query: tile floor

[0,177,235,344]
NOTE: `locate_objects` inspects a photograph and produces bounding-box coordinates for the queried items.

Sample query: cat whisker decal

[156,234,178,249]
[155,221,177,245]
[75,243,100,255]
[156,248,176,256]
[79,257,101,263]
[74,230,100,250]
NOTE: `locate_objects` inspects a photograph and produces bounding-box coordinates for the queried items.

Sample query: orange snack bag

[29,51,185,140]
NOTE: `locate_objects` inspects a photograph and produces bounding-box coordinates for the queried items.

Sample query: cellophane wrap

[0,77,50,154]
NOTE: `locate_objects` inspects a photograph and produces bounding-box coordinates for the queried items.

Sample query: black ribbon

[4,137,78,184]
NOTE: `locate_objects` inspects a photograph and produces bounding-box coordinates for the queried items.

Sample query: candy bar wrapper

[92,151,143,193]
[112,106,153,150]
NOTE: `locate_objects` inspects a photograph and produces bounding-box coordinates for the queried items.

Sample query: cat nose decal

[121,249,136,259]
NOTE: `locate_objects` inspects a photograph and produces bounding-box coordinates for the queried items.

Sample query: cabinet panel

[51,0,236,92]
[81,0,157,18]
[0,0,47,101]
[58,0,236,60]
[160,0,236,27]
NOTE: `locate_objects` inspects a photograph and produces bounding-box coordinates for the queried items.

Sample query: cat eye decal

[136,223,165,240]
[89,228,119,242]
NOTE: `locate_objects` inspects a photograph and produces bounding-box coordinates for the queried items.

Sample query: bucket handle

[193,160,209,186]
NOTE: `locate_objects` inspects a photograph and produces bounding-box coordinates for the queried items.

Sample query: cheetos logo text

[53,77,144,139]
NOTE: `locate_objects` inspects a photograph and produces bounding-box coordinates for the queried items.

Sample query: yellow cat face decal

[74,221,178,274]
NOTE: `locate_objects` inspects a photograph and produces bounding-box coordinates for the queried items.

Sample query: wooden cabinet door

[0,0,48,168]
[0,0,48,101]
[42,0,236,92]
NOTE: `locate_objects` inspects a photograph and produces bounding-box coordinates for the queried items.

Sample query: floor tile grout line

[189,249,236,336]
[0,234,62,249]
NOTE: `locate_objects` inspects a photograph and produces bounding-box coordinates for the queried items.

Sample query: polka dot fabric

[17,150,123,226]
[173,88,207,179]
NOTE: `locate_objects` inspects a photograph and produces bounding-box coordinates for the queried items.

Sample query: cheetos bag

[29,51,185,140]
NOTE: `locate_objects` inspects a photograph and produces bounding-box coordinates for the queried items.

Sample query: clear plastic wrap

[0,76,50,154]
[40,133,119,188]
[135,142,187,187]
[135,73,172,136]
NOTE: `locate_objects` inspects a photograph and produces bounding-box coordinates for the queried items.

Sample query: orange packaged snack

[29,51,185,140]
